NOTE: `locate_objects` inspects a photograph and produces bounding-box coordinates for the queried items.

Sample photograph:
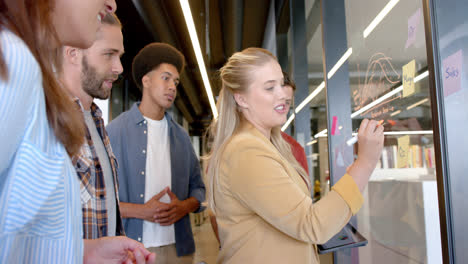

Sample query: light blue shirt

[0,30,83,263]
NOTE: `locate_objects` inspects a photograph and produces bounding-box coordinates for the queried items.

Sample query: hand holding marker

[346,120,384,146]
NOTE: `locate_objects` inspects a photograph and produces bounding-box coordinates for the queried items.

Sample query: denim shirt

[107,103,205,256]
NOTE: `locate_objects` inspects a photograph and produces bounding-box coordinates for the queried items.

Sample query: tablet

[317,223,368,254]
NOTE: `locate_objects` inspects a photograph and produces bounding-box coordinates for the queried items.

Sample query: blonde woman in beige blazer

[206,48,384,264]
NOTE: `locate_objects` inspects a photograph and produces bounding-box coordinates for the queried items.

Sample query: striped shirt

[0,30,83,263]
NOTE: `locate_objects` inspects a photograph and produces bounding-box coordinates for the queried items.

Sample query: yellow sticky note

[402,60,416,97]
[397,135,410,168]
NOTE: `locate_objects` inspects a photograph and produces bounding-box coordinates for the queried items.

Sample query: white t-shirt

[142,115,175,248]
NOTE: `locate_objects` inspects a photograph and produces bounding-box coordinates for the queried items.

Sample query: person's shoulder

[167,115,190,139]
[107,110,136,144]
[1,30,27,51]
[224,130,272,159]
[0,30,39,75]
[107,109,133,129]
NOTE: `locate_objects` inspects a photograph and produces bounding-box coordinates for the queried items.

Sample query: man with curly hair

[107,43,205,263]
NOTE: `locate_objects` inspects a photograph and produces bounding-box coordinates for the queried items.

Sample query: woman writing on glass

[0,0,155,263]
[206,48,384,263]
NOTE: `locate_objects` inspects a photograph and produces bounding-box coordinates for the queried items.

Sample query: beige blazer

[214,121,363,264]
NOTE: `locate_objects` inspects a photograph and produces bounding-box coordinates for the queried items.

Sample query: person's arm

[153,190,200,226]
[83,237,156,264]
[209,211,220,244]
[187,146,206,213]
[119,202,149,220]
[347,119,385,192]
[225,120,383,244]
[120,187,170,222]
[152,143,205,225]
[0,38,37,174]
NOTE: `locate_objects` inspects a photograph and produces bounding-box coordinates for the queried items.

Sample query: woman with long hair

[0,0,155,263]
[206,48,384,263]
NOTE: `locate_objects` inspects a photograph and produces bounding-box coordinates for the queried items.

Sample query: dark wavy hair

[0,0,84,156]
[283,71,296,91]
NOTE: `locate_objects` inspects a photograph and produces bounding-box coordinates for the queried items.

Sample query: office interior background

[96,0,467,263]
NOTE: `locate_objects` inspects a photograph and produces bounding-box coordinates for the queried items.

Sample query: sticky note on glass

[405,8,422,49]
[331,116,340,136]
[402,60,416,97]
[397,135,410,168]
[442,49,463,97]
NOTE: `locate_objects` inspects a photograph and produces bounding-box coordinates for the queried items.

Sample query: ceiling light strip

[363,0,400,38]
[385,130,433,135]
[352,130,433,136]
[315,129,328,138]
[351,85,403,118]
[180,0,218,118]
[414,70,429,82]
[281,113,295,132]
[281,66,428,133]
[295,81,325,114]
[327,48,353,79]
[407,98,429,110]
[351,71,429,118]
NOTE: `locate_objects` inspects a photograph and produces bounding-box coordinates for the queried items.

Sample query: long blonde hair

[206,47,309,213]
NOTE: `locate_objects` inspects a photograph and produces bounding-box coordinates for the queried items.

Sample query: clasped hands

[142,187,190,226]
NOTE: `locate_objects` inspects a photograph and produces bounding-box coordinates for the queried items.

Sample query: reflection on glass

[343,0,442,263]
[305,0,328,200]
[283,0,329,200]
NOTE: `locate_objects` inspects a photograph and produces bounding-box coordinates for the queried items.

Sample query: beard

[80,55,117,100]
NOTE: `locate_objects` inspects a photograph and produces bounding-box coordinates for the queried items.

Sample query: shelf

[370,167,436,182]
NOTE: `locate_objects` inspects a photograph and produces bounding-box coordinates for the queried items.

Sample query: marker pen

[346,120,384,146]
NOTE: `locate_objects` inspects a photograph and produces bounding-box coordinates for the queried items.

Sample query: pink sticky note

[405,8,422,49]
[442,49,463,97]
[331,116,338,136]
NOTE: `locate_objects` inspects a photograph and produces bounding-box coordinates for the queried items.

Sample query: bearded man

[59,13,125,239]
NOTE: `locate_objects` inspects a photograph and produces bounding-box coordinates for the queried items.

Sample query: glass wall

[281,0,329,202]
[279,0,461,262]
[304,0,329,200]
[343,0,441,263]
[427,0,468,262]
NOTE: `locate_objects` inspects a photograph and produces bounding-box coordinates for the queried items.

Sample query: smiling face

[234,59,291,134]
[142,63,180,111]
[80,24,124,100]
[52,0,117,48]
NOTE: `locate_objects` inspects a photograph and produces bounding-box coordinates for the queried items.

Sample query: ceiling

[115,0,280,135]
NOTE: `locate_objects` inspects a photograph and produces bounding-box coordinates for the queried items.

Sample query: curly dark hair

[132,42,185,91]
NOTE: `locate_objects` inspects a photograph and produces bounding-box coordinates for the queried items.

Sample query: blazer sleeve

[227,146,363,244]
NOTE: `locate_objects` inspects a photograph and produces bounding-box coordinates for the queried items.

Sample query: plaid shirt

[72,100,124,239]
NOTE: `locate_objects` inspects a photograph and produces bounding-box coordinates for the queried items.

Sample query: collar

[74,98,102,118]
[238,118,311,191]
[129,102,173,126]
[237,118,271,143]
